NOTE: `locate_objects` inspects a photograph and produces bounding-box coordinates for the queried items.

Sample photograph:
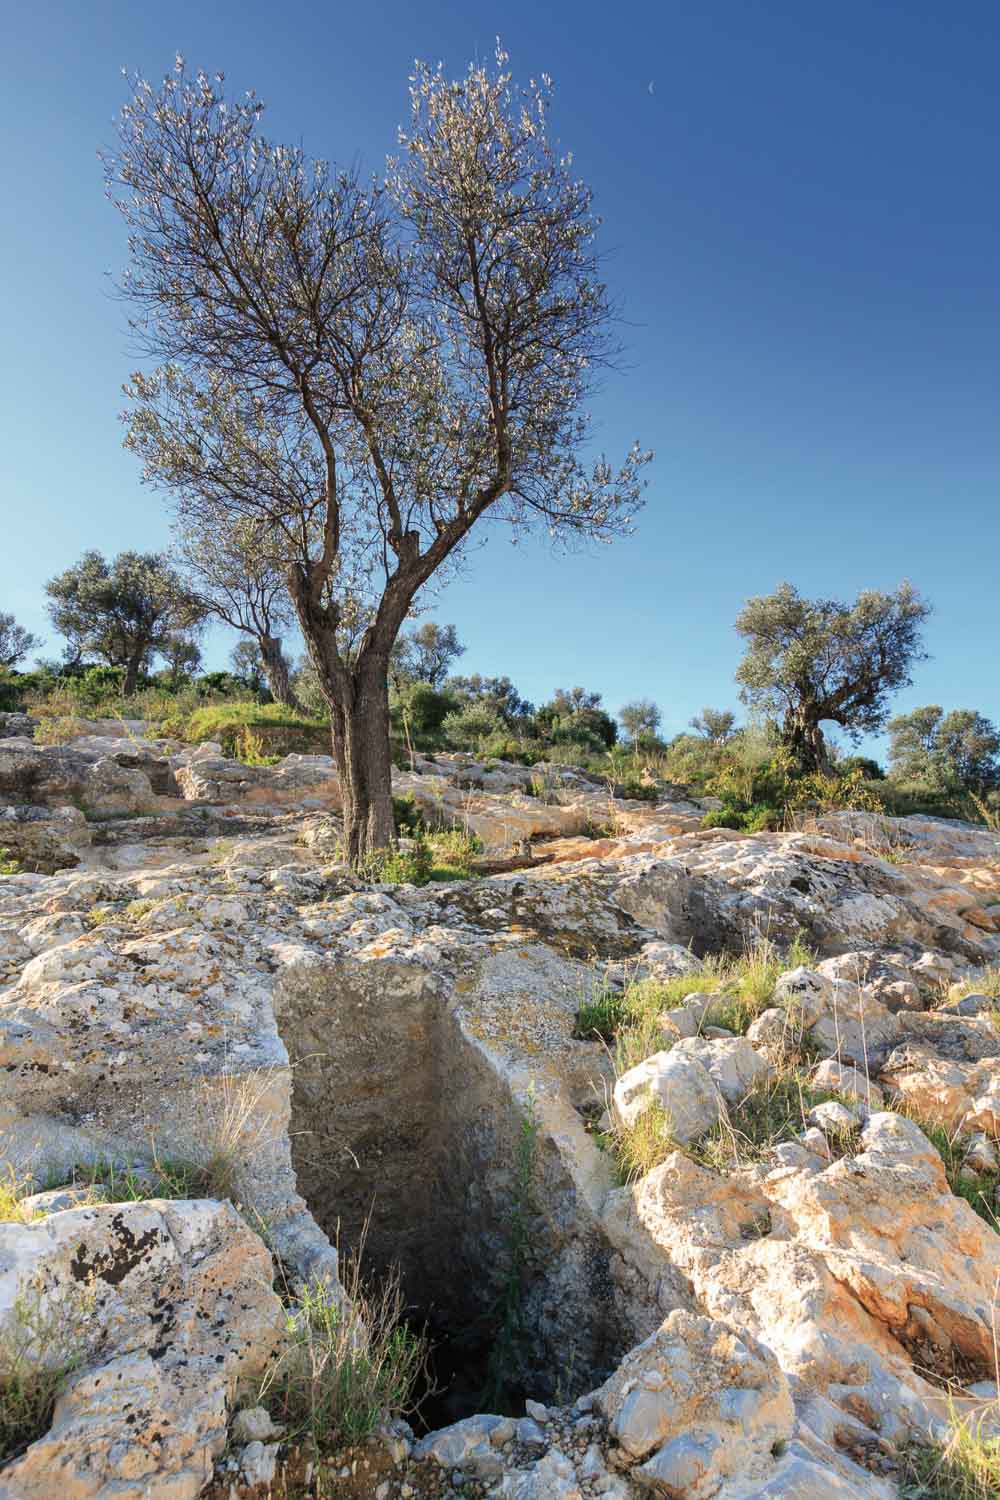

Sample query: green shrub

[184,701,326,755]
[258,1261,428,1452]
[441,704,504,750]
[392,794,426,836]
[0,848,22,876]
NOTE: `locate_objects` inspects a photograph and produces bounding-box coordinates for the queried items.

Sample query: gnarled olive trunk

[259,633,305,714]
[783,707,829,773]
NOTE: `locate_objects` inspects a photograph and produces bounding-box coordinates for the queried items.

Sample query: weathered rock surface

[1,724,999,1497]
[0,1200,284,1499]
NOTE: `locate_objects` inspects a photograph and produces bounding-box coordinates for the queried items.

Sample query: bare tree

[109,50,650,862]
[173,519,304,710]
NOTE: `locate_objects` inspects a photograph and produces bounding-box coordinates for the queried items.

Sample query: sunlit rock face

[1,721,999,1496]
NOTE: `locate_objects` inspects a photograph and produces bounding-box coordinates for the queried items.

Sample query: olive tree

[734,581,930,771]
[888,705,1000,793]
[619,698,661,744]
[0,612,40,669]
[389,622,465,691]
[45,550,204,694]
[109,51,649,863]
[173,519,303,710]
[690,707,736,742]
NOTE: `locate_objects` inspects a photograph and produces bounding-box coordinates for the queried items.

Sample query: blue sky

[2,1,998,756]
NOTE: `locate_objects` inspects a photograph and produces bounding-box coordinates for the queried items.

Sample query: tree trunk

[330,661,396,865]
[123,647,145,697]
[783,707,828,773]
[288,571,402,868]
[259,634,306,714]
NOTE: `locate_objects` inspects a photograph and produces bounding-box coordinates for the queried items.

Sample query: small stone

[809,1100,859,1134]
[517,1417,548,1452]
[239,1441,279,1488]
[801,1126,833,1159]
[965,1132,999,1174]
[231,1406,281,1444]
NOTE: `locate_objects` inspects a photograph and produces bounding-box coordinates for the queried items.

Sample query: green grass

[257,1261,428,1453]
[0,847,22,876]
[611,1101,678,1182]
[607,1059,856,1185]
[360,829,483,886]
[55,1155,223,1203]
[0,1289,93,1464]
[950,967,1000,1002]
[184,701,326,755]
[574,934,817,1073]
[690,1068,857,1174]
[900,1411,1000,1498]
[0,1165,34,1223]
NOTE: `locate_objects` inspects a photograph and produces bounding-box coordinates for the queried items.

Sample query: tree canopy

[888,705,1000,793]
[734,581,930,770]
[0,612,40,670]
[390,622,465,690]
[45,550,203,694]
[172,518,302,708]
[690,707,736,743]
[619,698,662,743]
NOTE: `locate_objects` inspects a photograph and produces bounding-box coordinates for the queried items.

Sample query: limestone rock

[613,1050,728,1142]
[0,1200,285,1499]
[810,1059,883,1109]
[672,1035,773,1104]
[594,1309,793,1496]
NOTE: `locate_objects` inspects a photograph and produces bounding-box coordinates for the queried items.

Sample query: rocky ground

[2,712,1000,1498]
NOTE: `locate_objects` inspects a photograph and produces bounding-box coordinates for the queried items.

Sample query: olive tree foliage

[389,621,464,690]
[448,673,534,723]
[108,50,650,863]
[172,519,304,710]
[160,632,203,683]
[888,705,1000,793]
[0,612,40,669]
[734,581,930,772]
[619,698,662,744]
[45,550,204,694]
[690,707,736,742]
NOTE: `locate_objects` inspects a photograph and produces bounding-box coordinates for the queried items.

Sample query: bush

[258,1261,428,1453]
[391,683,459,750]
[701,802,783,832]
[361,827,482,886]
[441,705,504,750]
[392,794,426,837]
[183,701,328,755]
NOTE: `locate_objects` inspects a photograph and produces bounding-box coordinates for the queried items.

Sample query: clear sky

[2,1,998,756]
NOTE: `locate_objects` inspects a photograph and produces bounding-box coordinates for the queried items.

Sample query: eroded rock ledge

[2,720,999,1497]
